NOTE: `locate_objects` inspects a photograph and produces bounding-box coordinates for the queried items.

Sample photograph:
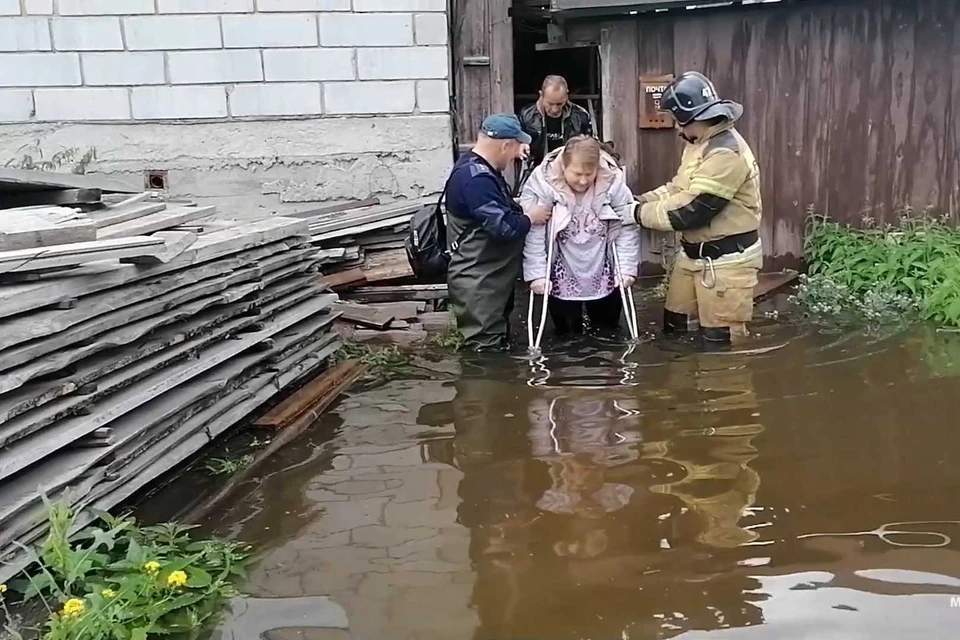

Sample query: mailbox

[639,74,674,129]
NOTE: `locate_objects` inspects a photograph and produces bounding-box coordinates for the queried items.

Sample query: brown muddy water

[151,295,960,639]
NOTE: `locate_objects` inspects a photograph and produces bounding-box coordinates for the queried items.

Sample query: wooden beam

[0,207,97,251]
[97,205,215,239]
[87,202,166,228]
[0,217,308,319]
[343,284,448,303]
[0,188,101,210]
[0,235,165,274]
[0,167,139,194]
[333,301,395,329]
[185,360,367,520]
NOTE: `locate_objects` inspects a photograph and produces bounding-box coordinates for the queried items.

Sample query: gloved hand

[530,279,550,295]
[615,275,636,289]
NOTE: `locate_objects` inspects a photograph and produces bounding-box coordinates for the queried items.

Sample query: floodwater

[168,294,960,639]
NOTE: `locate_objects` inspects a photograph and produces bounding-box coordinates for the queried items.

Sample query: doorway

[511,2,602,134]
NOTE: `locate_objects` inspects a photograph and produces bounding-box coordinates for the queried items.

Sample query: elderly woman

[521,135,641,336]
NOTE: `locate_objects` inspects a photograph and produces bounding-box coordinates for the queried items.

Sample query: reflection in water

[141,303,960,639]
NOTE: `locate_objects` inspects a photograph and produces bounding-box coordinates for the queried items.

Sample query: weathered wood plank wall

[598,0,960,271]
[452,0,515,152]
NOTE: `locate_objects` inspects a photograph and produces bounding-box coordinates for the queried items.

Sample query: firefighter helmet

[661,71,743,126]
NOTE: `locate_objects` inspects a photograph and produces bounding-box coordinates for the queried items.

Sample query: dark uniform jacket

[446,151,531,350]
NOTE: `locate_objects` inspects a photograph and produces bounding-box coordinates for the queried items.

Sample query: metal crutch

[527,218,556,353]
[611,243,639,340]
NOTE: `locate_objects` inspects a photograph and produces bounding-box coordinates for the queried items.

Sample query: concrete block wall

[0,0,452,216]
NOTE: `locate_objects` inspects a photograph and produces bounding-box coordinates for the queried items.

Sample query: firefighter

[630,71,763,346]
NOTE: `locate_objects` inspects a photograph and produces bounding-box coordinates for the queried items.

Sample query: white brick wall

[229,82,322,116]
[132,86,228,119]
[319,13,413,47]
[35,87,129,120]
[168,50,264,84]
[24,1,54,15]
[0,90,33,121]
[82,52,165,85]
[325,81,415,115]
[0,2,450,123]
[222,14,317,48]
[60,0,154,15]
[358,47,447,80]
[52,17,123,51]
[0,18,52,51]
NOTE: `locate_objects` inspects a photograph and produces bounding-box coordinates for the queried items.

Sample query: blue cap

[480,113,532,144]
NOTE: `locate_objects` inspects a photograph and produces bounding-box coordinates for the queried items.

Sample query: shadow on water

[149,294,960,639]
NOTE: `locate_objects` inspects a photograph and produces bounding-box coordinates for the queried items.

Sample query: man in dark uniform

[519,75,594,166]
[446,114,552,351]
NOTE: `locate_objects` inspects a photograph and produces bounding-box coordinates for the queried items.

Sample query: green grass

[203,455,254,477]
[424,326,465,351]
[794,211,960,327]
[2,500,251,640]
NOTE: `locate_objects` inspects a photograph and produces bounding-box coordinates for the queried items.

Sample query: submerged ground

[149,294,960,639]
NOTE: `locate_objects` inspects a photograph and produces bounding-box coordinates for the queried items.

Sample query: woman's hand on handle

[616,275,636,289]
[530,279,550,295]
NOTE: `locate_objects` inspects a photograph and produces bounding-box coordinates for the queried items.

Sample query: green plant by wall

[3,500,251,640]
[795,212,960,327]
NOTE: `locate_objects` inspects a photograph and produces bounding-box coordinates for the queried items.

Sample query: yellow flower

[0,583,7,596]
[100,588,117,598]
[142,561,161,575]
[166,570,188,588]
[61,598,86,618]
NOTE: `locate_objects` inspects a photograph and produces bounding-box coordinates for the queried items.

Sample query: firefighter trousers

[663,242,763,342]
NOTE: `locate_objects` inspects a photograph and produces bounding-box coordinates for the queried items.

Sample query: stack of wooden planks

[0,171,344,582]
[297,198,432,291]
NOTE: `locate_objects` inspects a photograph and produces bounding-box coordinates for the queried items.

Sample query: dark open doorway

[511,1,602,134]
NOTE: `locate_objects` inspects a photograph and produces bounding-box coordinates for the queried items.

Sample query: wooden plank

[753,270,799,301]
[97,205,215,239]
[343,284,448,303]
[253,358,366,430]
[120,230,196,265]
[0,282,262,397]
[186,360,366,520]
[333,301,395,329]
[0,207,97,251]
[321,268,366,289]
[0,245,307,352]
[310,214,413,243]
[0,235,164,274]
[416,311,455,332]
[361,248,414,283]
[0,319,340,556]
[307,200,426,234]
[0,167,139,194]
[0,264,265,373]
[0,293,337,482]
[87,202,166,228]
[0,331,343,566]
[0,188,101,210]
[0,217,308,319]
[0,299,263,452]
[367,301,425,320]
[286,197,380,220]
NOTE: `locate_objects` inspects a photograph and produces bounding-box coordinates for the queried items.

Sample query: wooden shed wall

[599,0,960,271]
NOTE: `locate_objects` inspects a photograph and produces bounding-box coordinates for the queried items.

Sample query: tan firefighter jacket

[636,119,762,245]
